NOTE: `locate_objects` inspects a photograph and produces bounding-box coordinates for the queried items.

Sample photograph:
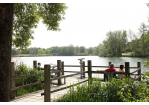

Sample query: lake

[11,56,149,78]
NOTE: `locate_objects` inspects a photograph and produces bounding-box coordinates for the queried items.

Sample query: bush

[54,77,149,102]
[14,62,44,97]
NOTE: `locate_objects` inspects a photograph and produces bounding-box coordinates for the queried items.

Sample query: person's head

[109,64,114,68]
[120,64,124,70]
[38,62,41,66]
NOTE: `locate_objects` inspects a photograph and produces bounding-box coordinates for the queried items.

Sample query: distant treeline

[12,22,149,57]
[12,44,98,56]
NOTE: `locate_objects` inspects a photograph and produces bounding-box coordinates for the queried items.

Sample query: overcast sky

[13,0,149,49]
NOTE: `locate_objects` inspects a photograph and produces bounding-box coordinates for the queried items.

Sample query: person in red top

[105,64,116,72]
[97,64,116,72]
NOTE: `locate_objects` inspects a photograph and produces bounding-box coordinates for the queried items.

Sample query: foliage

[12,3,68,52]
[54,77,149,102]
[38,49,45,55]
[98,30,127,57]
[14,62,44,97]
[45,48,50,55]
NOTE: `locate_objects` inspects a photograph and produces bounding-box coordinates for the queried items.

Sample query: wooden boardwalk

[10,77,92,102]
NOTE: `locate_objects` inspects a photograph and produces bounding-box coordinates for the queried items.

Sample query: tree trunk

[0,3,14,102]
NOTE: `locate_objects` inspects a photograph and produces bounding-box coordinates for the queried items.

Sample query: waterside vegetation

[54,74,149,102]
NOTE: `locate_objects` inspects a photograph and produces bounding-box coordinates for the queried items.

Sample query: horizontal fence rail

[41,71,88,83]
[41,79,88,96]
[11,73,44,80]
[64,65,138,69]
[130,67,141,74]
[11,81,42,91]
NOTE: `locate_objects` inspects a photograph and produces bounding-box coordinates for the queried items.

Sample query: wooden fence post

[61,61,64,75]
[109,62,111,66]
[88,60,92,84]
[10,62,15,100]
[137,62,141,81]
[44,64,51,102]
[33,60,37,70]
[61,61,66,84]
[83,61,85,78]
[125,62,130,78]
[57,60,61,85]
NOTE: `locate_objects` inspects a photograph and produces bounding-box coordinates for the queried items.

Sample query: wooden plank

[64,65,137,68]
[41,79,88,96]
[125,62,130,78]
[83,61,85,78]
[50,70,62,73]
[61,61,64,75]
[57,60,62,85]
[41,71,87,82]
[11,73,44,80]
[137,62,141,81]
[11,81,42,91]
[64,65,81,67]
[64,71,88,73]
[88,60,92,84]
[130,67,140,74]
[44,65,51,102]
[33,60,37,69]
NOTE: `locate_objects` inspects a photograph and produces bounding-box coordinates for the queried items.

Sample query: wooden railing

[10,60,65,100]
[41,60,141,102]
[10,60,141,102]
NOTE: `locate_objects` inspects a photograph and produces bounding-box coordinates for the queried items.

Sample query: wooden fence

[10,60,141,101]
[41,60,141,102]
[10,60,65,100]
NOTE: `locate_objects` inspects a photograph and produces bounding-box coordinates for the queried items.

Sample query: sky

[13,0,149,49]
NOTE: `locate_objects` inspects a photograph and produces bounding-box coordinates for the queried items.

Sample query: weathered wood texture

[137,62,141,81]
[44,65,51,102]
[125,62,130,78]
[57,60,61,85]
[33,60,37,69]
[83,61,85,78]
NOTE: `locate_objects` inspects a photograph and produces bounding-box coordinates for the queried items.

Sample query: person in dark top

[37,62,44,72]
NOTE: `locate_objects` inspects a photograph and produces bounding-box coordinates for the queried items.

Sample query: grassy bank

[11,54,50,57]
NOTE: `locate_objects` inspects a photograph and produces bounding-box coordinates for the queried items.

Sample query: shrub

[55,77,149,102]
[14,62,44,97]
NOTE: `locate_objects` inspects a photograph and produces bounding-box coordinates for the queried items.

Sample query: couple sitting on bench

[97,64,126,81]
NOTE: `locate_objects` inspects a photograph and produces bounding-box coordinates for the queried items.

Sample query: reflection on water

[11,56,149,78]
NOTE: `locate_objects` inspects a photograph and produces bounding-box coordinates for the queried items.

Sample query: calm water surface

[11,56,149,78]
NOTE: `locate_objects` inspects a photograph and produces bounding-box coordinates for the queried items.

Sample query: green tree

[80,46,85,53]
[88,47,93,54]
[0,3,68,101]
[38,49,45,55]
[138,23,148,56]
[74,46,80,54]
[45,48,50,55]
[98,44,108,57]
[29,49,33,54]
[12,3,68,52]
[102,30,127,56]
[92,46,99,55]
[32,47,38,55]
